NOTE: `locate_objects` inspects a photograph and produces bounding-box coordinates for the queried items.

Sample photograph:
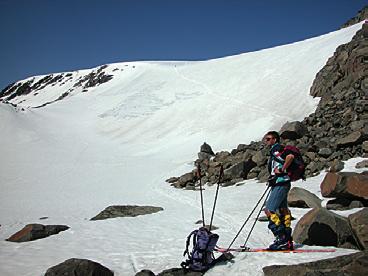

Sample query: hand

[274,167,283,174]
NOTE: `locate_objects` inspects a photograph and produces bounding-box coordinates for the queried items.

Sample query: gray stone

[329,159,345,172]
[349,208,368,250]
[200,142,214,155]
[318,147,332,158]
[356,160,368,169]
[136,270,155,276]
[363,141,368,152]
[6,224,69,243]
[44,258,113,276]
[263,251,368,276]
[293,208,359,249]
[91,205,163,220]
[280,121,308,140]
[288,187,322,208]
[337,131,363,148]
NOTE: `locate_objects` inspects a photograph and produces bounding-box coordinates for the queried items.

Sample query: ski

[215,246,336,253]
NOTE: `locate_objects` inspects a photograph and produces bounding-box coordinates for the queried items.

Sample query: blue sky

[0,0,367,90]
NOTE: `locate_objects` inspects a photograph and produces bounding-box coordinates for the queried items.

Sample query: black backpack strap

[183,230,198,257]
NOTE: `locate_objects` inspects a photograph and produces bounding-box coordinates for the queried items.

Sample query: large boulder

[263,251,368,276]
[136,270,156,276]
[336,131,365,149]
[293,208,359,249]
[90,205,163,220]
[280,121,308,140]
[44,258,113,276]
[223,160,256,181]
[198,142,215,160]
[156,268,202,276]
[349,208,368,250]
[287,187,322,208]
[6,224,69,242]
[320,172,368,200]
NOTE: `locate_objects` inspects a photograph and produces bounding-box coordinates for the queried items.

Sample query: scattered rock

[6,224,69,242]
[44,258,113,276]
[157,268,202,276]
[320,172,368,200]
[348,208,368,250]
[293,208,359,249]
[91,205,163,221]
[263,251,368,276]
[136,270,156,276]
[356,159,368,169]
[287,187,322,208]
[329,159,344,172]
[337,131,364,149]
[280,121,308,140]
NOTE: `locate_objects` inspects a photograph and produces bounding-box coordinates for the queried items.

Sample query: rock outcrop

[6,224,69,242]
[287,187,322,208]
[168,21,368,189]
[349,208,368,249]
[44,258,113,276]
[320,172,368,210]
[292,208,359,249]
[263,250,368,276]
[90,205,164,220]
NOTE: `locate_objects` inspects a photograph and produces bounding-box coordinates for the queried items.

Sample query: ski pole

[209,164,224,232]
[226,185,271,251]
[242,186,272,248]
[197,164,205,228]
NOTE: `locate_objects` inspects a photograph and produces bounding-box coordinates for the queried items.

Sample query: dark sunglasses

[265,137,273,141]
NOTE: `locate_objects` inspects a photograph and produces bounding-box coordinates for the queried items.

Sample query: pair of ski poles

[197,163,224,232]
[197,163,271,249]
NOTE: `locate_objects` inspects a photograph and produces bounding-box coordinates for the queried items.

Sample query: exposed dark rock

[136,270,156,276]
[157,268,202,276]
[200,142,214,155]
[337,131,365,149]
[340,6,368,28]
[321,172,368,200]
[280,121,308,140]
[263,251,368,276]
[326,197,364,211]
[90,205,163,220]
[329,159,345,172]
[287,187,322,208]
[6,224,69,242]
[293,208,359,249]
[356,159,368,168]
[44,258,113,276]
[349,208,368,249]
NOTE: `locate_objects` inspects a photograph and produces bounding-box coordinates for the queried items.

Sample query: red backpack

[275,145,306,182]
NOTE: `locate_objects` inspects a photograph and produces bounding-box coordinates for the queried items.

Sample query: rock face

[44,258,113,276]
[287,187,322,208]
[263,250,368,276]
[293,208,359,249]
[280,121,308,140]
[349,208,368,249]
[90,205,164,220]
[321,172,368,200]
[340,6,368,28]
[6,224,69,242]
[0,65,114,108]
[170,22,368,189]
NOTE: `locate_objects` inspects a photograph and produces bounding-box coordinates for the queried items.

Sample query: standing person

[263,131,294,250]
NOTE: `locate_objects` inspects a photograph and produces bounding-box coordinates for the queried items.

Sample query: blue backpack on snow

[181,227,219,272]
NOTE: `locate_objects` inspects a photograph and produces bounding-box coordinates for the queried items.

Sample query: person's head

[264,131,280,146]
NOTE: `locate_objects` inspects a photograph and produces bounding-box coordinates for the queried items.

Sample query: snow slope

[0,22,365,276]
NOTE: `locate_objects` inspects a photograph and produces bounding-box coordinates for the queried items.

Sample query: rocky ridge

[168,22,368,190]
